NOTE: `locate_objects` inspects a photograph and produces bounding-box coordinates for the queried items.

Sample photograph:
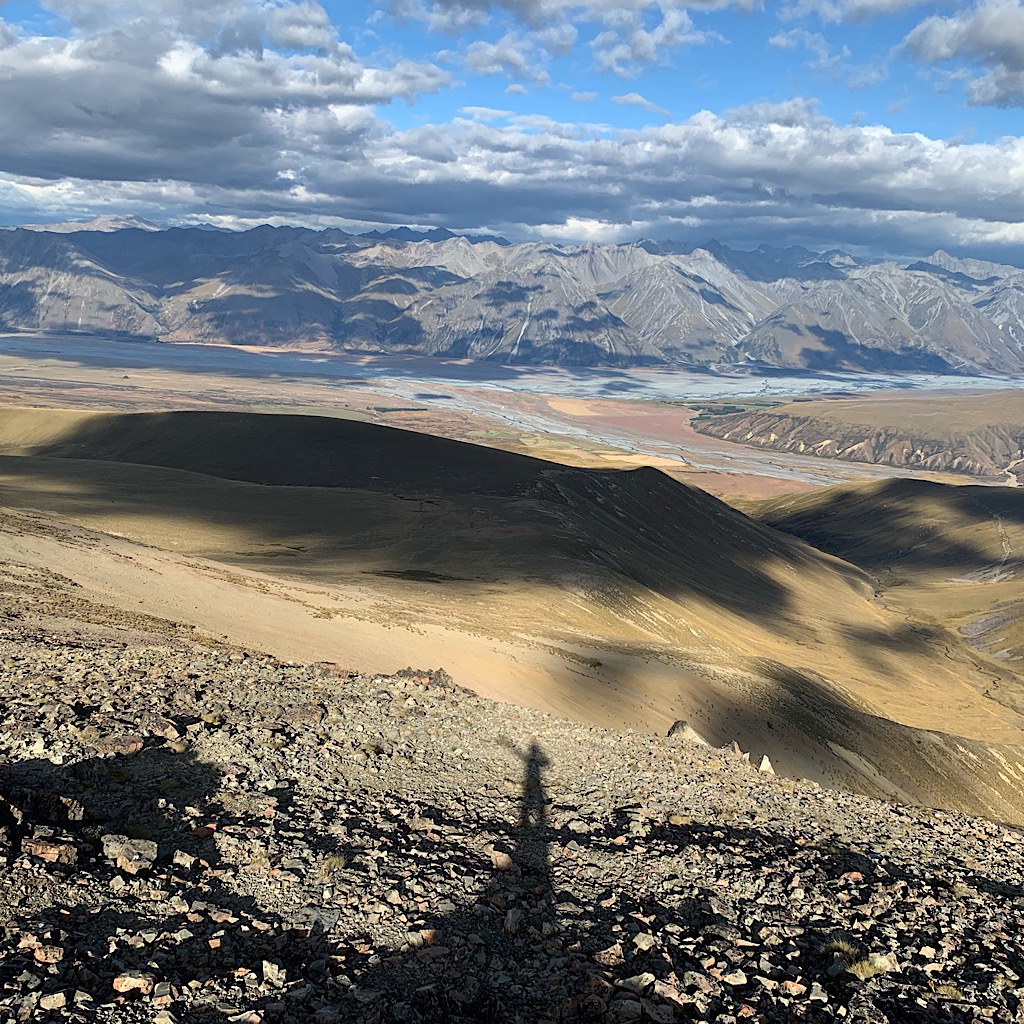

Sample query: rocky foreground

[2,609,1024,1022]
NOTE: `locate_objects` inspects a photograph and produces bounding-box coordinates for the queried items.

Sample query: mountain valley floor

[1,331,1014,499]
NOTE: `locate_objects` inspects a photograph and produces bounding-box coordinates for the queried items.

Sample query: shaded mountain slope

[3,408,1024,821]
[0,406,545,494]
[747,477,1024,709]
[731,265,1023,374]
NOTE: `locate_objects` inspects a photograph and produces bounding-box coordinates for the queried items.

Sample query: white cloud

[462,31,550,81]
[458,105,514,119]
[770,28,849,68]
[612,91,671,116]
[592,8,712,77]
[6,108,1024,257]
[904,1,1024,105]
[0,0,448,191]
[723,97,829,125]
[2,0,1024,260]
[783,0,941,22]
[266,1,338,51]
[390,0,736,78]
[384,0,490,33]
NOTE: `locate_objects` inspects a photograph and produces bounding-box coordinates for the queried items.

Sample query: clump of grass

[932,982,966,1001]
[845,954,902,981]
[846,959,883,981]
[817,937,859,964]
[318,853,348,879]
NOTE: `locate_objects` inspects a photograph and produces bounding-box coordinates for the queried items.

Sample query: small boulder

[113,971,156,996]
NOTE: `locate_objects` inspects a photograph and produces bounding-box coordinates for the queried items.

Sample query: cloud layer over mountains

[1,0,1023,258]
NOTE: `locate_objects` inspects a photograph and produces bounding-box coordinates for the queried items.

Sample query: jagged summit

[6,213,162,234]
[360,226,512,246]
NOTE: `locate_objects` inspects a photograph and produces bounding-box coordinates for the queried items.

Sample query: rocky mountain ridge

[1,225,1023,372]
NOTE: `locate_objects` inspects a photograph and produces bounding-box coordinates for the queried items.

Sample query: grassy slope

[4,407,1024,820]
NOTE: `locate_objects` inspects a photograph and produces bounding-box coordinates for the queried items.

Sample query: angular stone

[487,846,515,872]
[609,997,642,1021]
[618,973,655,995]
[113,971,156,995]
[22,832,77,865]
[92,733,145,757]
[103,834,158,875]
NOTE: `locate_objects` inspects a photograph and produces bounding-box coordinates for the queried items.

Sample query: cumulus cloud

[783,0,940,22]
[266,0,339,50]
[458,105,514,119]
[769,27,887,87]
[769,28,850,69]
[723,97,829,125]
[390,0,738,77]
[6,98,1024,258]
[462,31,550,81]
[3,0,1024,260]
[592,7,711,76]
[904,1,1024,105]
[0,0,448,189]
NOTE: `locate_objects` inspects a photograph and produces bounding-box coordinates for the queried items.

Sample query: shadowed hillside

[748,477,1024,717]
[3,407,1024,822]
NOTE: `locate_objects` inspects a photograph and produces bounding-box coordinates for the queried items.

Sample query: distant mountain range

[1,221,1023,373]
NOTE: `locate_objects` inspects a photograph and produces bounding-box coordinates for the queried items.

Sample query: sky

[0,0,1022,257]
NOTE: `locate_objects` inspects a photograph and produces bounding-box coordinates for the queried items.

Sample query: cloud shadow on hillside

[756,477,1024,577]
[4,408,1024,822]
[0,409,816,637]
